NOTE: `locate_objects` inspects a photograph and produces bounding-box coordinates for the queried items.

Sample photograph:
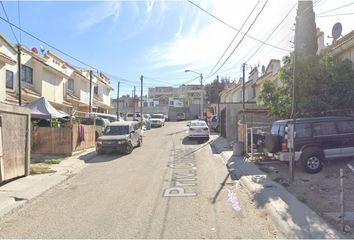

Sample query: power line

[187,0,289,52]
[208,0,269,78]
[207,0,260,78]
[0,16,145,88]
[317,2,354,15]
[0,0,19,43]
[0,15,99,71]
[317,12,354,17]
[245,2,297,63]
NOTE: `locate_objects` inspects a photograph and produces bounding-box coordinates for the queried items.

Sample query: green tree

[258,54,354,118]
[181,94,193,107]
[295,0,318,56]
[204,77,230,103]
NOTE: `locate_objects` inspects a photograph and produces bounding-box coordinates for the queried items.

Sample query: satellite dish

[332,22,342,40]
[262,65,266,74]
[31,47,38,54]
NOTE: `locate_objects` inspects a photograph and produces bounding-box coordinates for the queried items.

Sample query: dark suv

[266,116,354,173]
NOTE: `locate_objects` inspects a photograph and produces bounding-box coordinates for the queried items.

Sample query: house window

[67,78,74,92]
[21,65,33,84]
[150,102,154,107]
[6,70,13,89]
[94,86,98,95]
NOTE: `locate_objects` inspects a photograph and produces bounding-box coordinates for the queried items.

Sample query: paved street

[0,121,282,239]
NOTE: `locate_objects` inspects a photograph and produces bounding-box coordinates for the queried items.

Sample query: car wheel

[301,150,323,173]
[125,143,133,154]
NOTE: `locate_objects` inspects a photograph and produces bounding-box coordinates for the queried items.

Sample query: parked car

[209,115,219,132]
[143,114,151,120]
[96,121,142,154]
[188,120,210,141]
[265,116,354,173]
[150,113,165,127]
[176,112,186,121]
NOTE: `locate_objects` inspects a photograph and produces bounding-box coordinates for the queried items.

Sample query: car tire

[125,143,133,154]
[265,134,281,153]
[301,149,323,173]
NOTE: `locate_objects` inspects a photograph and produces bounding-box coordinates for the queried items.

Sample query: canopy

[26,97,69,119]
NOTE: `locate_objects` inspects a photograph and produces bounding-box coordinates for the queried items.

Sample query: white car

[150,113,165,127]
[188,120,210,140]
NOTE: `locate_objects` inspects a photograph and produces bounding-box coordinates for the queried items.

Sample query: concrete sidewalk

[211,137,342,239]
[0,148,96,220]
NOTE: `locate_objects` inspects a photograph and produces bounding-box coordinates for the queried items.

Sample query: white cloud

[78,1,121,31]
[175,17,184,38]
[146,0,354,82]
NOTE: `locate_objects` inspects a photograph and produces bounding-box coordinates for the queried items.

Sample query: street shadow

[211,173,230,204]
[182,136,209,145]
[78,151,124,163]
[213,136,342,239]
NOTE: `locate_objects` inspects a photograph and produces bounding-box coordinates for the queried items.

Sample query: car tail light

[203,127,209,131]
[281,142,289,152]
[189,128,195,131]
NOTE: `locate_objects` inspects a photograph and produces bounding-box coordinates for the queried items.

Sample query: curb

[214,144,342,239]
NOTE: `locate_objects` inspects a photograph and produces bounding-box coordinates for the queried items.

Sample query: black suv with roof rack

[265,116,354,173]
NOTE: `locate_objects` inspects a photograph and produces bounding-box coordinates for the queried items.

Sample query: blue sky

[0,0,353,97]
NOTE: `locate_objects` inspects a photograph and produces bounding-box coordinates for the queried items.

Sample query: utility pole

[133,86,136,116]
[89,70,93,114]
[17,44,22,106]
[242,63,246,154]
[290,50,297,183]
[200,73,203,118]
[116,81,120,120]
[140,75,143,127]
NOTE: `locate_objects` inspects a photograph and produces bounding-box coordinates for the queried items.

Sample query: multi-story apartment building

[0,33,112,116]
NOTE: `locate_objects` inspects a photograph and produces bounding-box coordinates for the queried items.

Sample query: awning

[25,97,69,119]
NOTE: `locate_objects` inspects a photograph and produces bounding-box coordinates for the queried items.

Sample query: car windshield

[103,125,129,135]
[190,121,207,127]
[151,114,162,119]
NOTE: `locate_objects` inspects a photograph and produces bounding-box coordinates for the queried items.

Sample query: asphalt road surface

[0,121,282,239]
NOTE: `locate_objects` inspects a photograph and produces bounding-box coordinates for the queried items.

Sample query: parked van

[96,121,142,154]
[176,112,186,121]
[266,116,354,173]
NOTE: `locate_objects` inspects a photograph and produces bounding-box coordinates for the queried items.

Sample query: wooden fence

[0,103,31,183]
[31,124,96,156]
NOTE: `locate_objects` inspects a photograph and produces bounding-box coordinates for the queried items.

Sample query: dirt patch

[255,157,354,236]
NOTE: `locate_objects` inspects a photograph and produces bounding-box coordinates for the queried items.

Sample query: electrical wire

[0,15,99,71]
[317,2,354,15]
[245,2,297,63]
[0,0,19,43]
[317,12,354,17]
[206,0,260,78]
[187,0,288,52]
[208,0,269,78]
